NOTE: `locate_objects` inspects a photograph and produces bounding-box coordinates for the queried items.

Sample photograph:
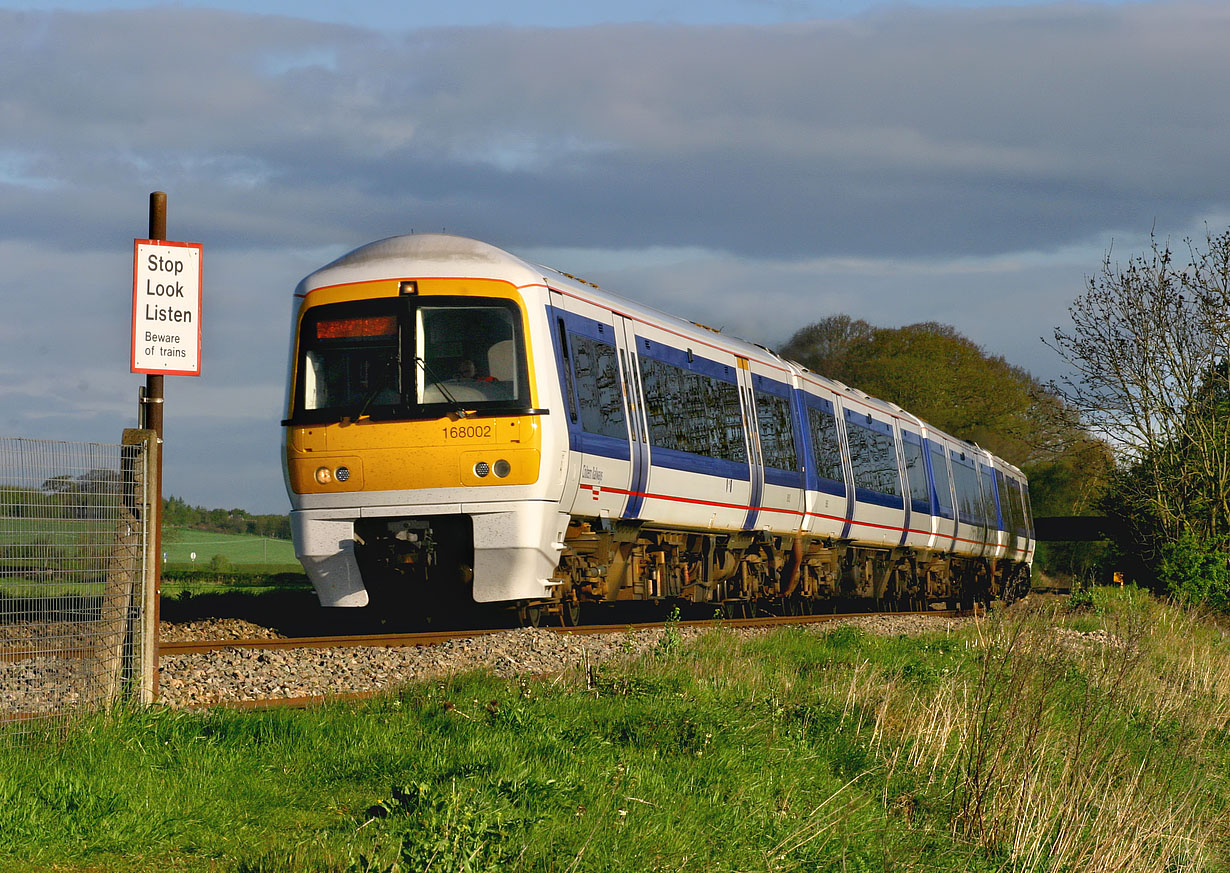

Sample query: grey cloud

[3,5,1229,258]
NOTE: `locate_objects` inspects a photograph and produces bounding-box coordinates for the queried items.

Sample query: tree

[780,316,1112,576]
[1048,229,1230,595]
[778,315,875,383]
[781,317,1103,469]
[38,469,122,520]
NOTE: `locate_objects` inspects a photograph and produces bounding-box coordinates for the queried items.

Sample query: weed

[653,605,683,660]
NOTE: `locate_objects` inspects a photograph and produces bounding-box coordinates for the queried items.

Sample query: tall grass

[1,588,1226,872]
[859,590,1227,872]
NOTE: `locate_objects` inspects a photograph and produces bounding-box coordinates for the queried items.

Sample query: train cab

[283,235,570,610]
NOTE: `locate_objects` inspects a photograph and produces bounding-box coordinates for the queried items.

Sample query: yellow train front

[282,234,572,613]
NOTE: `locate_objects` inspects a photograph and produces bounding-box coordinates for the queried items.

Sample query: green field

[0,519,298,569]
[0,516,117,557]
[161,528,297,567]
[0,521,303,597]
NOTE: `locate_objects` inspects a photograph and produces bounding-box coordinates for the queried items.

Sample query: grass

[161,527,297,567]
[160,527,305,597]
[2,588,1228,872]
[0,520,302,599]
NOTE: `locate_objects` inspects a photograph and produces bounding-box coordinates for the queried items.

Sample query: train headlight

[335,466,350,482]
[474,461,490,478]
[493,459,511,478]
[314,466,333,484]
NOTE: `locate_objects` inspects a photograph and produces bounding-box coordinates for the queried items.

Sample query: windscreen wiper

[339,358,401,423]
[414,356,468,418]
[341,384,386,423]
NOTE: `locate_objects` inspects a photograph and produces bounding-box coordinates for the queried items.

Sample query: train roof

[297,233,784,364]
[296,233,542,293]
[295,233,1026,481]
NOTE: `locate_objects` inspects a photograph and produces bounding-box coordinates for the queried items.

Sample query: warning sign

[131,239,202,375]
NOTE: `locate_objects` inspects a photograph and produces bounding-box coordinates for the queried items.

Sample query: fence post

[128,428,159,705]
[90,429,157,707]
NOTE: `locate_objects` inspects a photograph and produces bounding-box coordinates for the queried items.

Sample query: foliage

[162,494,291,540]
[160,567,307,586]
[653,604,684,659]
[207,553,232,572]
[779,316,1112,575]
[1157,532,1230,611]
[0,474,124,522]
[1050,229,1230,592]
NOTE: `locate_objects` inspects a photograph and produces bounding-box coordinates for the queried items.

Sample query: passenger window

[979,467,998,529]
[928,444,955,519]
[807,405,844,485]
[902,437,930,511]
[639,356,746,463]
[569,334,627,440]
[754,389,798,471]
[951,453,983,526]
[846,415,901,498]
[996,470,1017,534]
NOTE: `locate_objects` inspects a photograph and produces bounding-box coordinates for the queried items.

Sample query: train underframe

[350,512,1031,625]
[545,519,1030,622]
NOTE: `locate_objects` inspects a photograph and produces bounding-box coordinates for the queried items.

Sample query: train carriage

[283,233,1034,621]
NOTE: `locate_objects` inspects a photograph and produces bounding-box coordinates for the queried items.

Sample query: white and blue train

[282,234,1034,623]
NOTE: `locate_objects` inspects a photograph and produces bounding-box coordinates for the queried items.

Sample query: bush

[159,568,308,588]
[207,554,231,572]
[1157,532,1230,611]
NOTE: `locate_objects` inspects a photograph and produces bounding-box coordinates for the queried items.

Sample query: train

[282,234,1034,624]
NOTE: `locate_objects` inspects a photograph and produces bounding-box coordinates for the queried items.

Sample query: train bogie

[282,234,1034,619]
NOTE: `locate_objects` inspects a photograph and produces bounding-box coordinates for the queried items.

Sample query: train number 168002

[442,424,493,439]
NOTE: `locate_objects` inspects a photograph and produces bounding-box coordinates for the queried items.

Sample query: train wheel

[518,602,545,628]
[561,599,583,627]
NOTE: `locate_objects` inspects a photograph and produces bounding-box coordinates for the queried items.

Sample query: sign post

[131,191,202,700]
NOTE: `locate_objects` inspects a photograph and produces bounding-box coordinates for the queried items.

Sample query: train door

[980,459,1006,561]
[924,435,959,553]
[899,426,934,550]
[994,467,1020,560]
[842,399,908,547]
[614,316,649,520]
[547,293,638,521]
[950,448,988,558]
[736,358,765,531]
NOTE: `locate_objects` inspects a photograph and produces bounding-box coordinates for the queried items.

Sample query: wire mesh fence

[0,433,155,737]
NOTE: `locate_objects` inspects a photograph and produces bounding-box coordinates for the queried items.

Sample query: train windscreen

[291,297,529,423]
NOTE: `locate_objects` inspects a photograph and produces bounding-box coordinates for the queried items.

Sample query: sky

[1,0,1227,513]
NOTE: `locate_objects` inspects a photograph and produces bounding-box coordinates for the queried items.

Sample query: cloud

[1,3,1229,509]
[4,4,1230,256]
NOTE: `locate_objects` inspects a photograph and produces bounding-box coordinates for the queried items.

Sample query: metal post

[144,191,166,698]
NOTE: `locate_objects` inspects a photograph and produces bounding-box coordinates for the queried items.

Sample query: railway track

[158,608,961,656]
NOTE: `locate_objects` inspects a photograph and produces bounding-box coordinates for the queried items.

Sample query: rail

[158,608,960,656]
